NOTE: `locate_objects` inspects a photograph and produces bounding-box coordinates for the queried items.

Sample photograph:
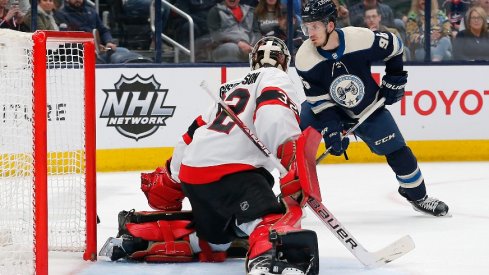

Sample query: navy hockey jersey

[295,27,404,119]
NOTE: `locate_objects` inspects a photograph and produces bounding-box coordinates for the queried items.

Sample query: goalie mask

[249,36,291,72]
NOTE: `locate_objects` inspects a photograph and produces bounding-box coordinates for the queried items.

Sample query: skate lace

[418,197,439,211]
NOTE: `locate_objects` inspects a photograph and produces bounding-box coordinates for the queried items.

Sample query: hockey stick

[316,97,386,164]
[200,81,415,268]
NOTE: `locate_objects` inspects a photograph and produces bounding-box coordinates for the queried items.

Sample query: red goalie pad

[296,127,322,203]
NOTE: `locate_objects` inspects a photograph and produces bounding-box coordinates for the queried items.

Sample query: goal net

[0,30,96,275]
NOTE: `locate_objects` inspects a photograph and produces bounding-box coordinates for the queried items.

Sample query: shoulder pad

[342,27,376,54]
[295,39,326,72]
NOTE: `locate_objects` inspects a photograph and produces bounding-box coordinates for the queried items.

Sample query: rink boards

[91,65,489,171]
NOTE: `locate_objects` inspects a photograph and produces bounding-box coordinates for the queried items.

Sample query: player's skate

[247,251,307,275]
[399,188,449,216]
[410,195,449,216]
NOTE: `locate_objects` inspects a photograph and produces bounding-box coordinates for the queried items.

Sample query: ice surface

[49,162,489,275]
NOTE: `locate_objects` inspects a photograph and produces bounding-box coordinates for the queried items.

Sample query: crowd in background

[1,0,489,63]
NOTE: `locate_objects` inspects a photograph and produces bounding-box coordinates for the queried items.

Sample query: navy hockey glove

[322,121,349,156]
[379,71,408,105]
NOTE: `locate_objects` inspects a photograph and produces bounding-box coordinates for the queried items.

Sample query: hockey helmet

[301,0,337,24]
[249,36,291,72]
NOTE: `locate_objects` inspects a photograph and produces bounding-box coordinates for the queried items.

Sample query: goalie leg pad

[130,239,195,263]
[247,197,304,260]
[111,209,230,263]
[117,209,193,237]
[296,127,323,203]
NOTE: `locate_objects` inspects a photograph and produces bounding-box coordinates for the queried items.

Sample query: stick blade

[364,235,415,268]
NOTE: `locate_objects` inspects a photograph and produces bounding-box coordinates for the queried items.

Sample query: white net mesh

[0,29,88,274]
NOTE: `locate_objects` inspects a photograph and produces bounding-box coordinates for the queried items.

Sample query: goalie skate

[247,252,308,275]
[247,230,318,275]
[99,237,124,260]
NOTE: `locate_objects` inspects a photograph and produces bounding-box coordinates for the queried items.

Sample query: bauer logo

[100,74,176,141]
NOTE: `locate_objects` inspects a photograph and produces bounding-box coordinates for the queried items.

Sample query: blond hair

[409,0,440,16]
[466,6,488,34]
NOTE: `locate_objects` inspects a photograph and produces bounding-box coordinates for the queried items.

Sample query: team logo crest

[100,74,176,141]
[329,74,365,108]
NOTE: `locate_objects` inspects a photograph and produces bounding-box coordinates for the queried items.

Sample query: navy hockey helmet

[250,36,291,72]
[301,0,337,24]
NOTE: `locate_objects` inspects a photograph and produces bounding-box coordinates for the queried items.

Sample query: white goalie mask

[249,36,291,72]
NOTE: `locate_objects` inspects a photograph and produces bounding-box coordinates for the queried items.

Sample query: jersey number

[376,32,389,49]
[208,88,250,134]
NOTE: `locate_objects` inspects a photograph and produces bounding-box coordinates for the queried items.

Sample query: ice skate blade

[412,206,452,217]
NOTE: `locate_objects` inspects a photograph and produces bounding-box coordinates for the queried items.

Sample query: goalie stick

[200,80,414,268]
[316,97,386,164]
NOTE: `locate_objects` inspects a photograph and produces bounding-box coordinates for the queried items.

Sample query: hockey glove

[322,121,349,156]
[140,158,185,211]
[379,71,408,105]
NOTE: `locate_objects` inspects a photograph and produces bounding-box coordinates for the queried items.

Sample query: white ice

[50,162,489,275]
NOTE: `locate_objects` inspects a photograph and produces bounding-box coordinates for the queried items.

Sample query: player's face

[301,21,328,47]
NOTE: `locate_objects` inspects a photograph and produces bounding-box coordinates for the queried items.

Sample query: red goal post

[0,30,96,275]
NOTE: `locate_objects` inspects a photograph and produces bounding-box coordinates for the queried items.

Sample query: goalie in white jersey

[100,36,320,275]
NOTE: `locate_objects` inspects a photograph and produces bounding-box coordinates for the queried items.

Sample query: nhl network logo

[100,74,176,141]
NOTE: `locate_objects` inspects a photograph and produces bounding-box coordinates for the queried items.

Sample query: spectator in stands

[265,5,306,54]
[23,0,59,31]
[255,0,281,35]
[459,0,489,31]
[349,0,396,28]
[363,6,410,60]
[380,0,411,21]
[174,0,217,46]
[414,23,453,61]
[0,0,28,31]
[55,0,146,63]
[329,0,350,27]
[453,5,489,60]
[207,0,261,62]
[441,0,470,36]
[244,0,348,26]
[406,0,452,59]
[364,6,400,35]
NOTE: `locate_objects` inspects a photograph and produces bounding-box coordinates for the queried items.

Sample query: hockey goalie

[99,36,323,275]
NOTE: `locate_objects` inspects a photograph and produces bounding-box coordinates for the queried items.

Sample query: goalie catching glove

[141,158,185,211]
[379,71,408,105]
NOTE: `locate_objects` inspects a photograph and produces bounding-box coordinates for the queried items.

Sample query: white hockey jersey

[170,67,302,184]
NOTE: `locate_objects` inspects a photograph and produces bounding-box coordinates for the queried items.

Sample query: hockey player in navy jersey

[99,37,321,275]
[295,0,449,217]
